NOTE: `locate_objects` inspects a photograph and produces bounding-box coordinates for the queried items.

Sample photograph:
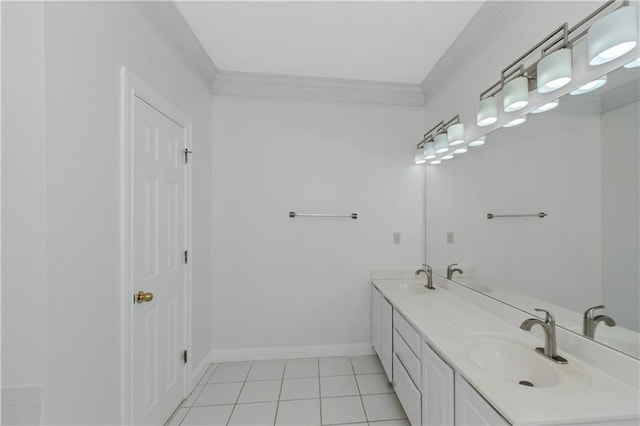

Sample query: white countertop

[372,275,640,425]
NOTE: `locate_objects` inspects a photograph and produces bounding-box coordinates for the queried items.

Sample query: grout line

[350,357,369,424]
[273,364,286,426]
[225,362,253,425]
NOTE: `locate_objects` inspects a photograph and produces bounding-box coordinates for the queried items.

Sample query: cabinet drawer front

[393,310,421,357]
[393,330,421,387]
[392,354,421,426]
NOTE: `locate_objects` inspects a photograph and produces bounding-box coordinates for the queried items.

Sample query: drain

[518,380,534,387]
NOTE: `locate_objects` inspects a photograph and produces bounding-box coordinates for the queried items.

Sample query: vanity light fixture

[474,0,635,130]
[430,159,442,165]
[468,136,486,147]
[447,123,465,146]
[503,76,529,112]
[415,146,426,164]
[531,99,560,113]
[477,97,498,126]
[423,141,437,160]
[434,133,449,154]
[588,4,638,66]
[570,75,608,95]
[503,117,527,128]
[537,48,573,93]
[453,147,468,154]
[624,57,640,68]
[441,153,455,160]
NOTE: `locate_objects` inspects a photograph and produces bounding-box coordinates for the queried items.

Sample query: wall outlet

[393,232,401,244]
[446,232,454,244]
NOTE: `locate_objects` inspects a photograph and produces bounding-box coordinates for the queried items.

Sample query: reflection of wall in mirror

[426,111,603,317]
[601,97,639,331]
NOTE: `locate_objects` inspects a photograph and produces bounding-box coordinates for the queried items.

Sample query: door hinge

[183,350,188,364]
[184,250,189,264]
[184,148,192,164]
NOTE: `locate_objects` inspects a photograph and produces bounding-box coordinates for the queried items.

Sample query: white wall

[211,97,424,355]
[426,112,602,312]
[1,3,48,423]
[2,2,213,424]
[601,100,640,331]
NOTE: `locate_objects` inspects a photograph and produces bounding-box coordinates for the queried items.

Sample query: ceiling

[175,1,484,85]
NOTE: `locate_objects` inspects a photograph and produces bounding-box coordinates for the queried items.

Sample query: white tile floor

[166,355,409,426]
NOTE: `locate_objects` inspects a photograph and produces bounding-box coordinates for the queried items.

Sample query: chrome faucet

[583,305,616,338]
[415,264,435,290]
[520,308,568,364]
[446,263,463,280]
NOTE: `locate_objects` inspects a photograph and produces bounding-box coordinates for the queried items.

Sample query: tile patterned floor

[166,355,409,426]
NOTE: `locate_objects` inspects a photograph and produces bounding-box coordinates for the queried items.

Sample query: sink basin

[396,282,428,295]
[462,333,589,390]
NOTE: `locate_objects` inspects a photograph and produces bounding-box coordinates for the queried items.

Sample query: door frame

[119,67,193,425]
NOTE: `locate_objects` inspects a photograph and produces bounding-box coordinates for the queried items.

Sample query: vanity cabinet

[371,286,393,381]
[392,310,422,426]
[371,287,381,356]
[455,374,509,426]
[422,342,454,426]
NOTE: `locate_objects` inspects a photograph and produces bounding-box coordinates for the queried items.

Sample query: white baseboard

[190,351,213,388]
[210,343,374,364]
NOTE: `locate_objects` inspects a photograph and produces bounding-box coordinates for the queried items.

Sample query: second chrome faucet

[446,263,463,280]
[520,308,568,364]
[415,264,435,290]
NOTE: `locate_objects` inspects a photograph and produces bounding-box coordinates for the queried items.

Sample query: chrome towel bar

[487,212,547,219]
[289,211,357,219]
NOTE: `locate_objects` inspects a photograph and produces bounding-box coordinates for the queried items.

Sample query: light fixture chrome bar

[480,0,629,101]
[289,211,358,219]
[486,212,548,219]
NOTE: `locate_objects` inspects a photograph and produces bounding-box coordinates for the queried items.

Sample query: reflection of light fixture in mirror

[447,123,465,146]
[531,99,560,113]
[624,57,640,68]
[477,97,498,126]
[503,77,529,112]
[570,75,607,95]
[430,159,441,165]
[453,147,468,154]
[441,154,454,160]
[423,141,436,160]
[468,136,486,147]
[503,117,526,128]
[588,6,638,66]
[415,147,426,164]
[434,133,449,154]
[537,48,572,93]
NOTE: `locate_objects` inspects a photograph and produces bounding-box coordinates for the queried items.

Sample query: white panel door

[132,96,187,425]
[422,343,454,426]
[380,297,393,382]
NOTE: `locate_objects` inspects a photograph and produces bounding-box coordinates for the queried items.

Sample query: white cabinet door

[455,374,510,426]
[422,343,454,426]
[372,286,381,357]
[381,296,393,382]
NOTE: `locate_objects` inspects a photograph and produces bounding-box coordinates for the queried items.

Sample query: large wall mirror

[426,63,639,359]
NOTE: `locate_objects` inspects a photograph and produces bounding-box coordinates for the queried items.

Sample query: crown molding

[133,2,217,93]
[420,1,525,99]
[212,71,425,107]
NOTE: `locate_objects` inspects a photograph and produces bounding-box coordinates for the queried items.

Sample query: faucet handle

[534,308,556,325]
[584,305,605,319]
[423,264,432,272]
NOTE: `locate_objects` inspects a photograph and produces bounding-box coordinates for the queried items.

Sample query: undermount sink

[462,333,590,390]
[396,282,428,295]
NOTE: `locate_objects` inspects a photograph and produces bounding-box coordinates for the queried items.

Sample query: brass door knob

[135,291,154,304]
